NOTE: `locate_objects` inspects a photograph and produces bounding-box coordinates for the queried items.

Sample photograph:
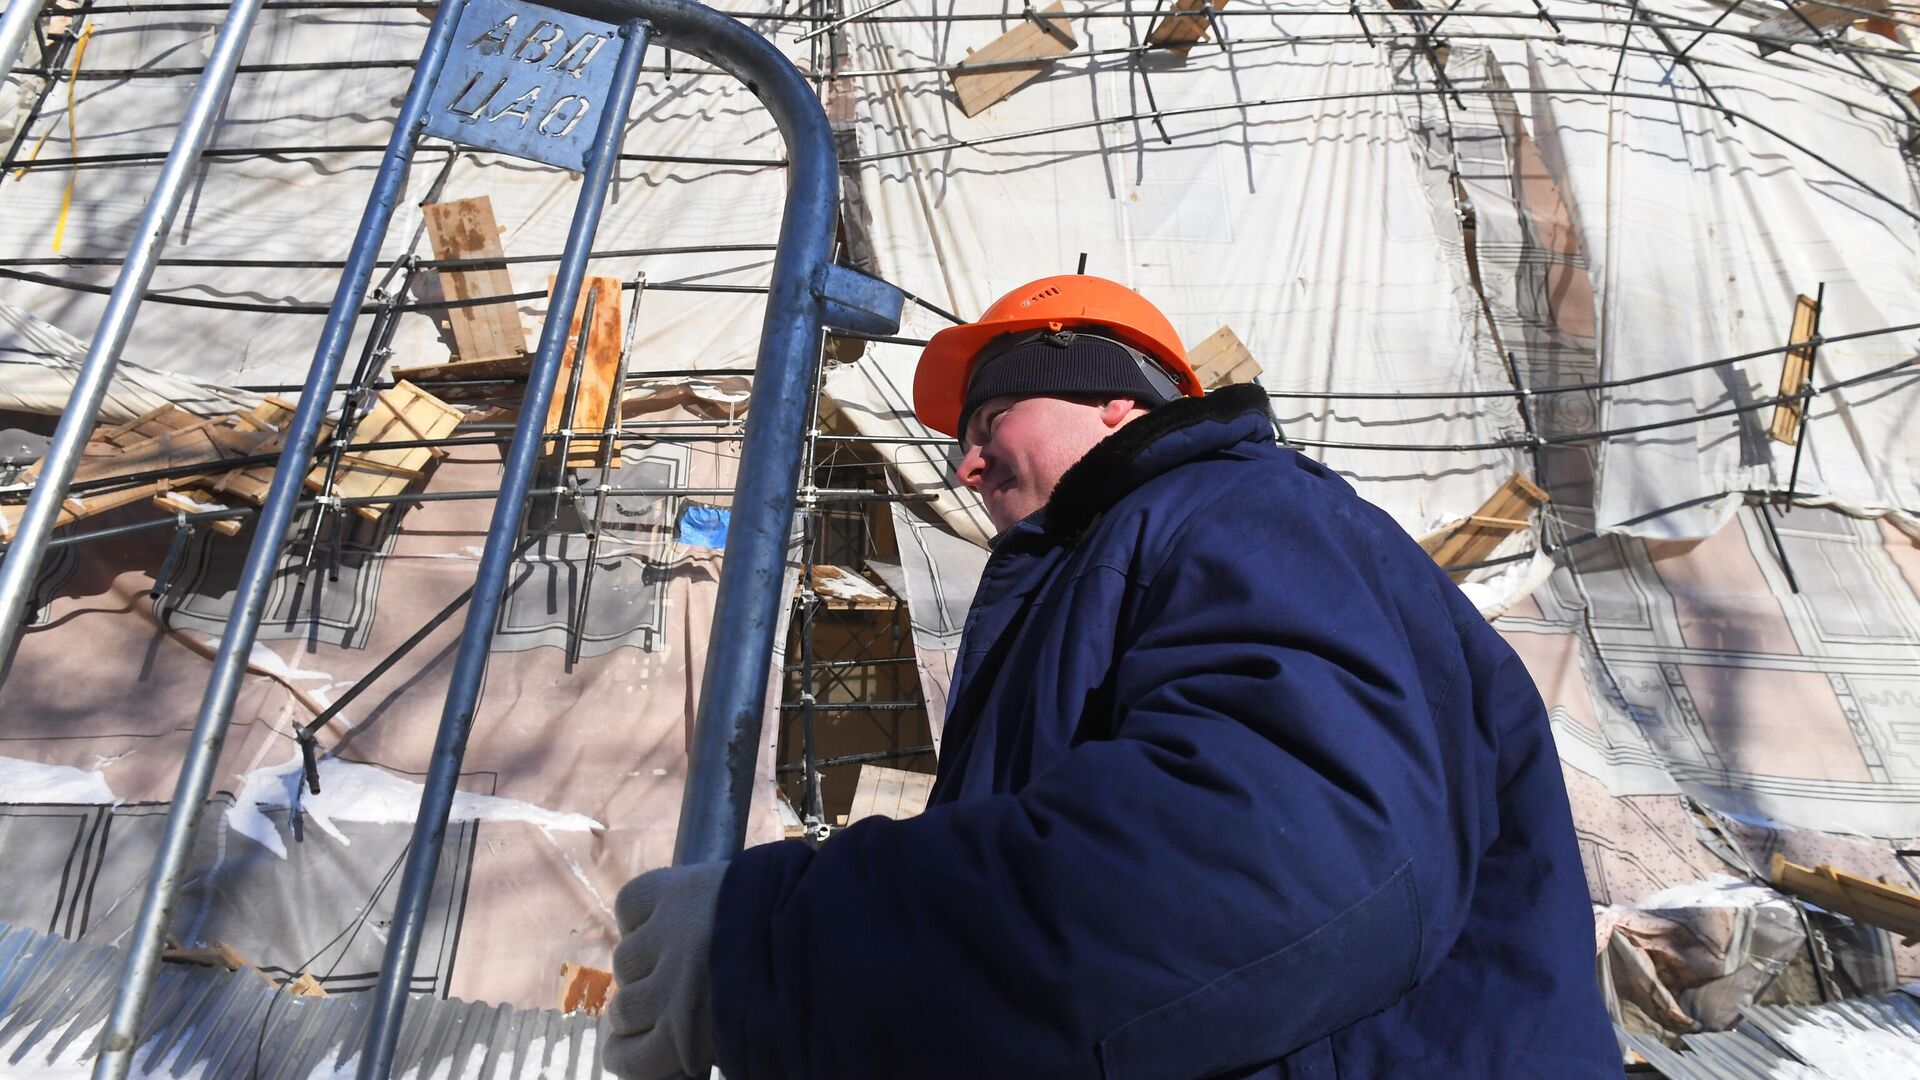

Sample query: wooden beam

[1417,473,1549,581]
[1771,853,1920,945]
[949,2,1077,118]
[422,196,528,364]
[1769,293,1819,446]
[543,276,625,470]
[1145,0,1230,58]
[1186,324,1262,389]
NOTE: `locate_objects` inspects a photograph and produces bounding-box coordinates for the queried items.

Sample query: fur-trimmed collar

[1041,383,1273,544]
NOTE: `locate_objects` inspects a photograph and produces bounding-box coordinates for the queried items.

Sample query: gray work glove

[604,861,728,1080]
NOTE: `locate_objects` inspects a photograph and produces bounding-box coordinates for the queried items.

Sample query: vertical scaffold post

[0,0,267,687]
[352,19,652,1078]
[86,3,475,1077]
[0,0,52,87]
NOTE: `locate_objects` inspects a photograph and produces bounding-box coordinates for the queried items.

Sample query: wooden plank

[1145,0,1230,58]
[846,765,935,824]
[949,2,1077,118]
[559,962,613,1016]
[305,380,462,520]
[1769,293,1819,445]
[542,276,625,469]
[422,196,528,364]
[1772,853,1920,944]
[1419,473,1549,581]
[1186,325,1262,390]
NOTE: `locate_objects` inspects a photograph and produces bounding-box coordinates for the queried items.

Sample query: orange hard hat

[914,275,1202,437]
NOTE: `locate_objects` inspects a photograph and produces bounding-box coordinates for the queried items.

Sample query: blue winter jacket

[710,384,1620,1079]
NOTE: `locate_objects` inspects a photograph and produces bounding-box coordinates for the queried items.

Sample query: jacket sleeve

[708,476,1490,1080]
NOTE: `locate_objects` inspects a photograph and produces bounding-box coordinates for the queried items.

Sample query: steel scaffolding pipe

[350,17,653,1077]
[85,2,475,1076]
[0,0,52,88]
[0,0,269,685]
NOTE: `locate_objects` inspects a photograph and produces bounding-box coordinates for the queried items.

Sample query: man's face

[957,394,1142,533]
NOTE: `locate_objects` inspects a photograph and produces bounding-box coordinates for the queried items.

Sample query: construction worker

[604,276,1619,1079]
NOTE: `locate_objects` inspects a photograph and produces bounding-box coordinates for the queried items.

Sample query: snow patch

[225,754,603,859]
[1638,874,1784,911]
[1768,1011,1920,1080]
[0,755,118,804]
[0,1016,206,1079]
[195,634,331,683]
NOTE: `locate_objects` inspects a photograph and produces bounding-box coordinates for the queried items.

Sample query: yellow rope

[10,20,96,252]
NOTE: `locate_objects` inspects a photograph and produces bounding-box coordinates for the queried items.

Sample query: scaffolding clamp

[814,262,905,338]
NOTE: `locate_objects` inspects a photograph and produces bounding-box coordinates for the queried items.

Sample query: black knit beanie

[958,331,1177,440]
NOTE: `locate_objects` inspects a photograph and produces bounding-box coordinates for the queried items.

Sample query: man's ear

[1099,397,1139,428]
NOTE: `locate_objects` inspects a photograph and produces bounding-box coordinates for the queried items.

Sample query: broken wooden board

[1769,293,1819,445]
[542,275,625,470]
[1187,324,1262,389]
[1417,473,1549,580]
[804,565,896,610]
[303,381,462,520]
[422,196,528,364]
[1145,0,1230,58]
[1772,853,1920,945]
[846,764,936,825]
[949,2,1077,118]
[391,352,534,401]
[559,962,613,1016]
[284,972,328,997]
[161,940,250,971]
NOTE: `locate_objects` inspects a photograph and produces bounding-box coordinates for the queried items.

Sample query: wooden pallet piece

[1145,0,1230,58]
[1187,324,1262,389]
[199,399,317,507]
[1417,473,1549,580]
[2,417,230,539]
[1771,854,1920,945]
[949,2,1077,118]
[1769,293,1819,446]
[846,764,936,825]
[559,962,613,1016]
[95,403,205,450]
[422,196,528,364]
[303,381,462,520]
[542,275,625,470]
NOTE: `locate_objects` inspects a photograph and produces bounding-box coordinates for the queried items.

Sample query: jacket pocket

[1096,862,1417,1080]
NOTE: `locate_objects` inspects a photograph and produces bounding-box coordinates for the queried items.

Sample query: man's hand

[604,861,728,1080]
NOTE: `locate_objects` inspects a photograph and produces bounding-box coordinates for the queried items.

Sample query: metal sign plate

[423,0,624,171]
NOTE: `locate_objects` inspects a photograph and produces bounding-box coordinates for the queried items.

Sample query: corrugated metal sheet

[0,922,607,1078]
[1617,990,1920,1080]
